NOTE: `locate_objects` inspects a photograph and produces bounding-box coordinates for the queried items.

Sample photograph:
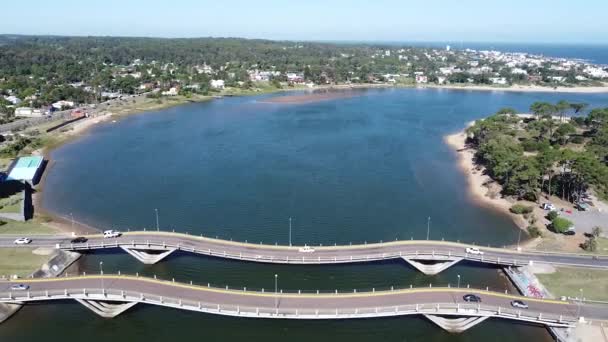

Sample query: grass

[0,219,57,235]
[0,248,50,277]
[0,193,22,213]
[594,237,608,254]
[537,267,608,301]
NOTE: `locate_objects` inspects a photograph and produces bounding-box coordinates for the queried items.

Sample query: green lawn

[0,248,50,277]
[0,193,22,213]
[0,219,57,235]
[537,267,608,301]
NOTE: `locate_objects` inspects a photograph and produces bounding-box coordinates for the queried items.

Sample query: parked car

[463,294,481,302]
[511,300,529,309]
[575,202,590,211]
[541,203,556,211]
[13,238,32,245]
[103,230,121,238]
[10,284,29,291]
[70,237,88,243]
[465,247,484,255]
[563,228,576,236]
[298,246,315,253]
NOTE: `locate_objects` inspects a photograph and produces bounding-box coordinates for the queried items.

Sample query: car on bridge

[70,237,88,243]
[103,230,121,238]
[465,247,484,255]
[463,294,481,302]
[298,246,315,253]
[10,284,29,291]
[511,300,528,309]
[13,238,32,245]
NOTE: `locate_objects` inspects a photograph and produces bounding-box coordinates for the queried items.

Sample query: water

[10,88,608,341]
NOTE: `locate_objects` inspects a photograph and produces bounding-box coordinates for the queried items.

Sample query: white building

[210,79,225,89]
[4,95,21,105]
[14,107,44,118]
[415,75,428,84]
[161,87,179,96]
[437,76,447,85]
[511,68,528,75]
[489,77,507,85]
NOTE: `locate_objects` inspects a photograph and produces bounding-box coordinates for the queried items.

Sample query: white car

[298,246,315,253]
[465,247,484,255]
[10,284,29,291]
[13,238,32,245]
[103,230,121,238]
[542,203,556,211]
[511,300,529,309]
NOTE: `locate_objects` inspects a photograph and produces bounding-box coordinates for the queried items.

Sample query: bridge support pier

[424,314,490,333]
[401,257,463,275]
[76,299,137,318]
[120,246,176,264]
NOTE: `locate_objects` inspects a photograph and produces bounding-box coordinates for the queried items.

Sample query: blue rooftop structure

[6,156,44,182]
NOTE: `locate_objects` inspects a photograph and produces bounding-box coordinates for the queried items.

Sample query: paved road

[1,231,606,268]
[1,275,604,321]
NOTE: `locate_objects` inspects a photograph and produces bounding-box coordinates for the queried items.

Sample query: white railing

[0,288,576,326]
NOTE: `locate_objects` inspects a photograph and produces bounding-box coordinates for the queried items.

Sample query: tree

[591,226,603,238]
[551,217,573,233]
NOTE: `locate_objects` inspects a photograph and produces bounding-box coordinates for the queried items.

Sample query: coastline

[443,125,531,231]
[423,83,608,93]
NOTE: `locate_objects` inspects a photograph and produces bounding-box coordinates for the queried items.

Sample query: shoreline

[423,83,608,93]
[443,125,532,234]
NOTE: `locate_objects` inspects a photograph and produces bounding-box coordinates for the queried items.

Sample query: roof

[6,156,44,182]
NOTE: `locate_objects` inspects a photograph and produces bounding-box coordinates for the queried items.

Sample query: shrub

[570,136,584,144]
[510,204,534,215]
[546,211,559,221]
[592,226,603,238]
[551,217,573,233]
[521,139,539,152]
[527,225,542,238]
[581,237,597,252]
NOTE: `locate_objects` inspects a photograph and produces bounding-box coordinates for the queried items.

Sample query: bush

[551,217,573,233]
[570,136,584,144]
[510,204,534,215]
[521,139,539,152]
[581,237,597,252]
[527,225,542,238]
[592,226,603,238]
[546,211,559,221]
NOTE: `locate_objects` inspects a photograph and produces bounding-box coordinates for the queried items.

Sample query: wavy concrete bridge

[2,231,607,275]
[0,275,600,333]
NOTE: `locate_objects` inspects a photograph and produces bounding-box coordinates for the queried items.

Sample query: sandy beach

[426,83,608,93]
[444,125,530,230]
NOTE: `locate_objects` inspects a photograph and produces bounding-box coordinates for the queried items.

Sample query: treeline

[466,102,608,202]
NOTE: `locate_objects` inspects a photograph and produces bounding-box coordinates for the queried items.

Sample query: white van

[103,230,121,238]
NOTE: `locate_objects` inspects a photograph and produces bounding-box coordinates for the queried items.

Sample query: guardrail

[0,287,576,326]
[55,240,608,269]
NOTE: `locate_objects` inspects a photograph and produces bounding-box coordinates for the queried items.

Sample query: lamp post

[577,288,584,318]
[100,261,104,290]
[517,228,522,250]
[426,217,431,240]
[289,217,292,246]
[70,213,74,232]
[457,274,461,288]
[155,209,159,231]
[274,274,279,309]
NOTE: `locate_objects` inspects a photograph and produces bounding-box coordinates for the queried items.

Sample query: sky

[2,0,608,44]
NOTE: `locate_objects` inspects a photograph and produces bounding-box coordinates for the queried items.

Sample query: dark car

[463,294,481,302]
[70,237,88,243]
[510,300,529,309]
[563,230,575,236]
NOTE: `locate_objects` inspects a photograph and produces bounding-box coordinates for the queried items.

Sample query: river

[4,88,607,341]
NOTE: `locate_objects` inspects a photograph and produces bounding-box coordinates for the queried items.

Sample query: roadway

[1,275,604,322]
[1,231,606,268]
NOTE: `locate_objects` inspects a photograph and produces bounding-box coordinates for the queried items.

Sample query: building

[210,80,225,89]
[415,75,428,83]
[490,77,507,85]
[161,87,179,96]
[14,107,44,118]
[6,156,44,185]
[4,95,21,105]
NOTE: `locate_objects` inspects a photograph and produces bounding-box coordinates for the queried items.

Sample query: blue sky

[2,0,607,43]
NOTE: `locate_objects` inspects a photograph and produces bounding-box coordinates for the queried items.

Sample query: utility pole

[517,228,522,250]
[274,274,279,309]
[155,208,159,231]
[427,217,431,241]
[577,288,583,318]
[457,274,461,288]
[70,213,74,232]
[100,261,104,290]
[289,217,292,246]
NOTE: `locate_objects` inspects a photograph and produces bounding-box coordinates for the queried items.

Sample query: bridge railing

[57,240,534,266]
[0,287,576,326]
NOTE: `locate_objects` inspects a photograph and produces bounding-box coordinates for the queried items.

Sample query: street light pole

[100,261,104,290]
[427,217,431,240]
[155,209,159,231]
[274,274,278,308]
[70,213,74,232]
[457,274,461,288]
[517,228,522,250]
[289,217,292,246]
[577,288,583,318]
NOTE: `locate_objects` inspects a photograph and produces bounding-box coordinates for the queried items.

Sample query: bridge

[0,275,600,333]
[1,231,607,275]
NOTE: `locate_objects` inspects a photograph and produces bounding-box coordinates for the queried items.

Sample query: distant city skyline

[2,0,608,44]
